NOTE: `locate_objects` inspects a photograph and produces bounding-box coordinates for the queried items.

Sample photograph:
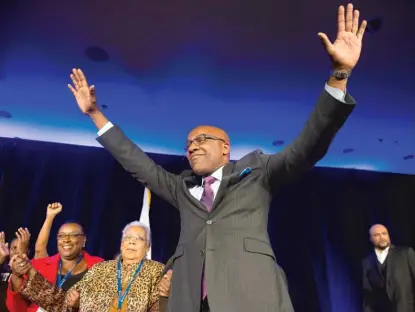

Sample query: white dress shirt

[375,247,390,264]
[188,166,224,200]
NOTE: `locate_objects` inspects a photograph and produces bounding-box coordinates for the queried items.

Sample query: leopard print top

[21,259,164,312]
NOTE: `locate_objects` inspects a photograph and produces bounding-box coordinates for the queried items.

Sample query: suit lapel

[181,162,235,215]
[385,245,395,281]
[212,162,235,211]
[182,171,209,215]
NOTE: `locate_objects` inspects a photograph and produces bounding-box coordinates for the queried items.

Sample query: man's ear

[223,142,230,156]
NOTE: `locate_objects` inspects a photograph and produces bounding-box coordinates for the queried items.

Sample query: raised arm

[20,269,67,312]
[261,4,366,186]
[34,203,63,259]
[67,69,179,208]
[19,262,94,312]
[261,87,355,185]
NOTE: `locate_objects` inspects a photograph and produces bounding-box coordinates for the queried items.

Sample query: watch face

[334,71,349,80]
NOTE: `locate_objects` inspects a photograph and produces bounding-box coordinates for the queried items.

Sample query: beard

[376,241,390,250]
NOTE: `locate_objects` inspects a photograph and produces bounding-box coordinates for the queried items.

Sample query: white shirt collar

[375,246,390,260]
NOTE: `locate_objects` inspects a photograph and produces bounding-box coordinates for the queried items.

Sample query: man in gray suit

[158,257,289,312]
[67,3,366,311]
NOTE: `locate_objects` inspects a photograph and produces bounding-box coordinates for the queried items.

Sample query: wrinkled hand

[9,254,32,277]
[15,228,31,255]
[68,69,98,116]
[318,3,367,71]
[0,232,10,262]
[47,202,63,216]
[66,289,80,308]
[158,270,172,297]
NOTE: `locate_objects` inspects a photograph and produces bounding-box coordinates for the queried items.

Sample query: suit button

[200,250,205,256]
[206,220,212,225]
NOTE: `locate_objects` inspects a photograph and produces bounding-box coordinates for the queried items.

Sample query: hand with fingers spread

[318,3,367,71]
[68,68,98,115]
[68,68,109,129]
[0,231,10,264]
[15,227,31,255]
[47,202,63,217]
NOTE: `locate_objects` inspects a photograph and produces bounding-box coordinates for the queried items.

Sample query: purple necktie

[200,176,216,212]
[200,176,216,298]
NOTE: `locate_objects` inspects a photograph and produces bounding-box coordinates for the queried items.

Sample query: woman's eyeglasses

[122,235,146,243]
[57,233,84,240]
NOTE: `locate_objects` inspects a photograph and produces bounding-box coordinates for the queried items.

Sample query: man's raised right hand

[68,68,99,116]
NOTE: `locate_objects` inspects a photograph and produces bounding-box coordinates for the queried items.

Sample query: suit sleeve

[260,89,355,187]
[158,297,168,312]
[407,247,415,281]
[362,261,374,312]
[97,126,179,208]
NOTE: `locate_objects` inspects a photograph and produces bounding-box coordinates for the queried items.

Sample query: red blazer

[6,251,103,312]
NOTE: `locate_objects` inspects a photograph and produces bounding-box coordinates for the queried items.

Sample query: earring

[83,243,86,248]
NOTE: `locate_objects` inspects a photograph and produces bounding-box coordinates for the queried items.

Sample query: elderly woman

[10,221,164,312]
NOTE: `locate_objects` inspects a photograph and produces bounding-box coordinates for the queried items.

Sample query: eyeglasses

[185,134,226,151]
[57,233,84,240]
[122,235,146,243]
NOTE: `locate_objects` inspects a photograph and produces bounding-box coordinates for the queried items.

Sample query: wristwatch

[331,70,352,80]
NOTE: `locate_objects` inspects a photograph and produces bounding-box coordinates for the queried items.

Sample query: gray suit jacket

[97,89,355,312]
[159,255,289,312]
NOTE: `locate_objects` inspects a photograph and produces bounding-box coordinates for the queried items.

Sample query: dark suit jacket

[363,245,415,312]
[97,89,355,312]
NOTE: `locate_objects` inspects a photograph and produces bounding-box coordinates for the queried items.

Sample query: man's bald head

[186,125,230,175]
[369,224,391,250]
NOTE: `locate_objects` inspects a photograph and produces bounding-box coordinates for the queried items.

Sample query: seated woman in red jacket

[6,221,103,312]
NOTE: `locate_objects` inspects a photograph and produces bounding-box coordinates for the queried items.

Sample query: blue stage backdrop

[1,137,415,312]
[0,0,414,174]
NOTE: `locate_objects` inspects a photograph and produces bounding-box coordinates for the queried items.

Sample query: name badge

[37,308,47,312]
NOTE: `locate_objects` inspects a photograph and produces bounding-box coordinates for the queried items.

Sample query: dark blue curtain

[1,136,415,312]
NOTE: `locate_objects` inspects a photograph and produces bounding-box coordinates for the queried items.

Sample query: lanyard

[117,258,144,310]
[57,254,83,288]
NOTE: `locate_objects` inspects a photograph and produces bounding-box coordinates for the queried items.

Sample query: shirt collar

[375,246,390,256]
[202,166,224,185]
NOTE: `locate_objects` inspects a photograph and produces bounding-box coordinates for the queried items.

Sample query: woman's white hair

[121,220,151,246]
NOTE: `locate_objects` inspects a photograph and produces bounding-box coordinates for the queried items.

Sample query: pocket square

[239,167,252,178]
